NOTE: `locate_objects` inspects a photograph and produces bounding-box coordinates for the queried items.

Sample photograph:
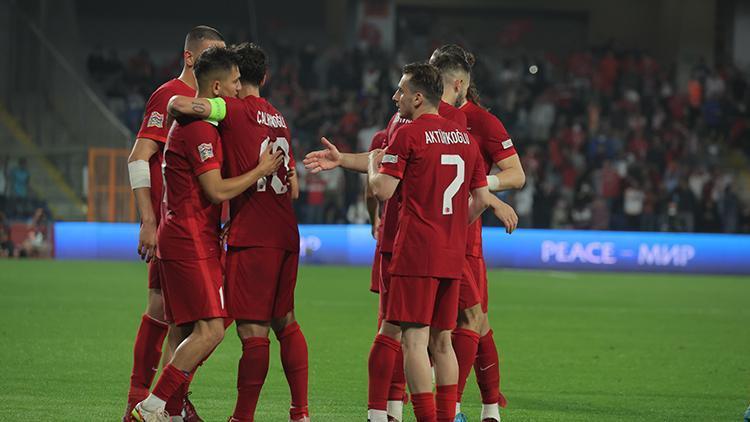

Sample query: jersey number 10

[257,136,291,194]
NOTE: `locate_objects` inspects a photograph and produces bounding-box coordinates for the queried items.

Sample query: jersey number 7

[441,154,464,215]
[258,136,291,194]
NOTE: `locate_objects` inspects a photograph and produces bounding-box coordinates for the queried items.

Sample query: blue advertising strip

[54,223,750,275]
[481,229,750,275]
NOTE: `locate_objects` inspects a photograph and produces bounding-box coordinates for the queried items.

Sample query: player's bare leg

[429,328,459,422]
[368,321,403,422]
[134,318,226,421]
[452,304,482,421]
[125,288,169,421]
[401,324,437,422]
[474,313,505,422]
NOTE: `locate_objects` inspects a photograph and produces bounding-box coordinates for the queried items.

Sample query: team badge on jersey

[146,111,164,128]
[502,139,514,149]
[382,154,398,164]
[198,143,214,162]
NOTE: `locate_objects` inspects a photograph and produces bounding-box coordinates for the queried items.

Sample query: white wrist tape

[487,174,500,191]
[128,160,151,189]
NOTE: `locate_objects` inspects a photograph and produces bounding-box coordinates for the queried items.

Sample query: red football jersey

[439,100,468,130]
[157,120,223,260]
[369,129,387,152]
[460,101,518,257]
[219,96,299,251]
[378,104,466,254]
[369,130,387,247]
[136,78,195,225]
[379,113,487,279]
[378,112,410,253]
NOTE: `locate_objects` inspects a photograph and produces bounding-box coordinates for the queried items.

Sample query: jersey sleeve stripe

[193,162,221,176]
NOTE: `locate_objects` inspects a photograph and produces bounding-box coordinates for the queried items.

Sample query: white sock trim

[141,393,167,412]
[387,400,403,420]
[368,409,388,422]
[481,402,501,421]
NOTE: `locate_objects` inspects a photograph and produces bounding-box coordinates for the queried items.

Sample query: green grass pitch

[0,260,748,421]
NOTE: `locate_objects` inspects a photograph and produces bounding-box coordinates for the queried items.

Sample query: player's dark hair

[231,42,267,87]
[432,44,475,69]
[432,44,484,107]
[430,50,471,75]
[184,25,224,52]
[466,83,483,107]
[193,46,238,90]
[402,62,442,107]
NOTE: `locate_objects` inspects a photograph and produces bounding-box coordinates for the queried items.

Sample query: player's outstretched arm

[303,137,370,173]
[367,148,398,201]
[198,145,283,203]
[487,154,526,192]
[128,138,160,262]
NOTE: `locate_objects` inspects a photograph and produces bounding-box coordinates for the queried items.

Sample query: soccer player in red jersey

[124,25,224,422]
[169,42,308,422]
[367,62,503,422]
[303,62,515,422]
[132,47,283,422]
[366,129,387,294]
[431,45,526,422]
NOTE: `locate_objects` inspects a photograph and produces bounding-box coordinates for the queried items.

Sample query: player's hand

[286,166,297,187]
[371,216,381,241]
[493,200,518,234]
[369,148,385,168]
[138,221,157,262]
[258,143,284,176]
[303,137,341,173]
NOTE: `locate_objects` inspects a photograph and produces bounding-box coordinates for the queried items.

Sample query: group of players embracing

[125,26,307,422]
[304,43,525,422]
[122,24,525,422]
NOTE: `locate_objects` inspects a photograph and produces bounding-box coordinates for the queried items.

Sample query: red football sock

[474,330,502,405]
[277,322,309,419]
[367,334,400,410]
[452,328,480,403]
[152,364,189,402]
[128,314,168,403]
[388,346,406,402]
[165,372,194,416]
[411,392,437,422]
[436,384,457,422]
[232,337,270,421]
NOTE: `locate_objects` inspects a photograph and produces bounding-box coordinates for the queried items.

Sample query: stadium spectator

[86,40,750,234]
[20,208,50,258]
[10,158,30,199]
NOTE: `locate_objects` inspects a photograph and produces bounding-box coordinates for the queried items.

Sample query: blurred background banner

[54,222,750,274]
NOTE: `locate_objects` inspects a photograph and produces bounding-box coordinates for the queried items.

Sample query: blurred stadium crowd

[88,39,750,233]
[3,34,750,258]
